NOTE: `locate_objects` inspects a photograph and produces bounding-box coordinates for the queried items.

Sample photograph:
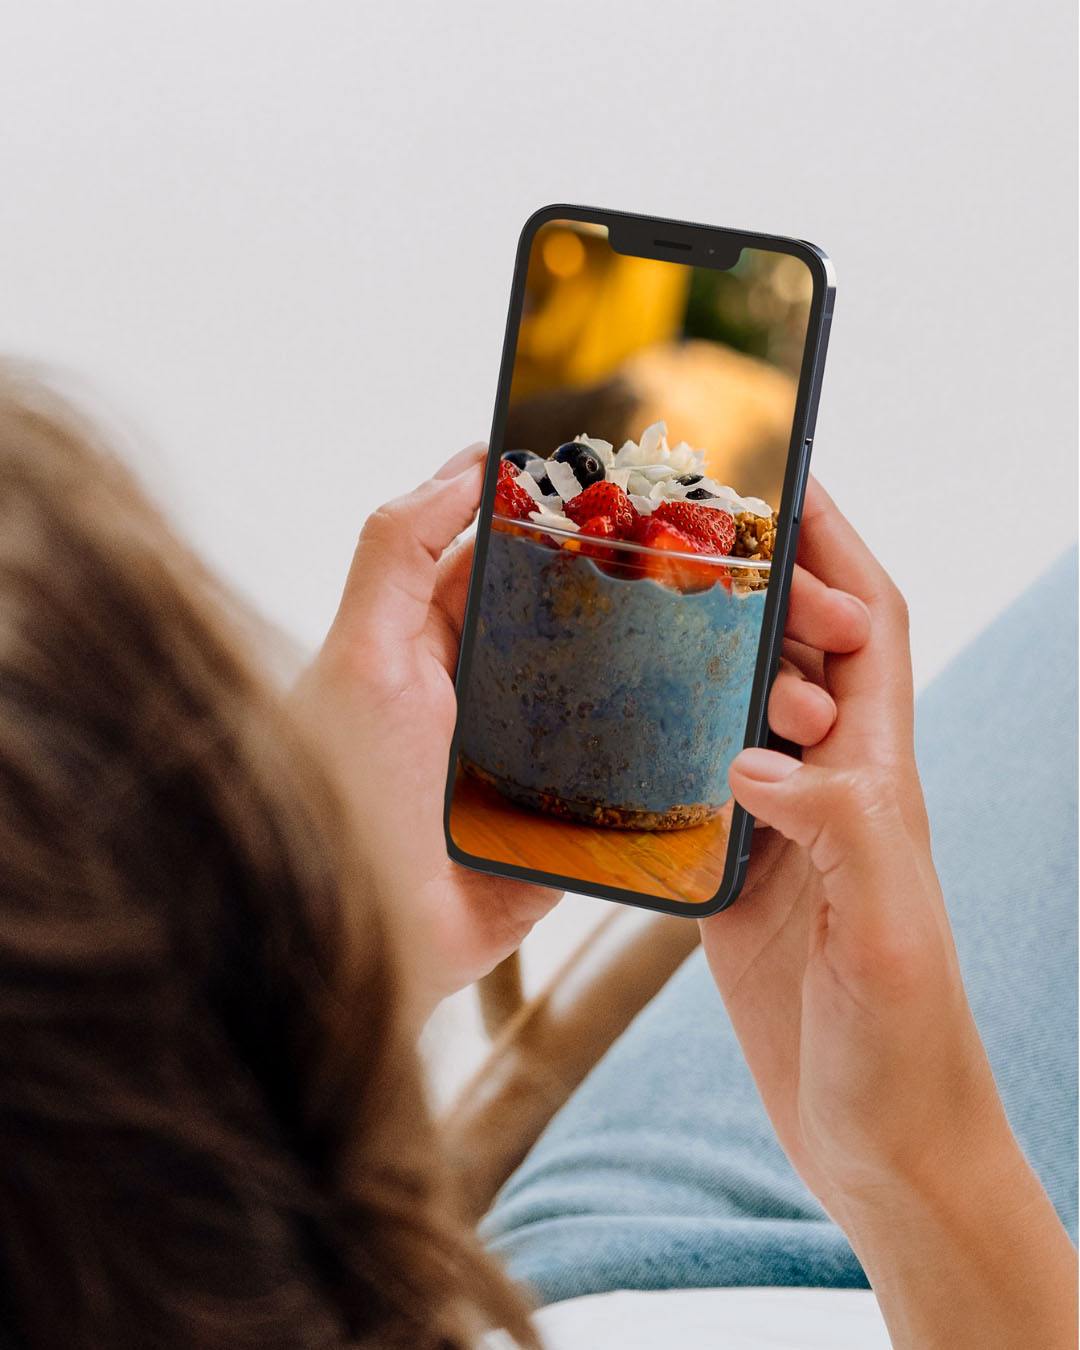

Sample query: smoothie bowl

[458,426,777,830]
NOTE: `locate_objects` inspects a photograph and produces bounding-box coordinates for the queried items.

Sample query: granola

[729,510,778,590]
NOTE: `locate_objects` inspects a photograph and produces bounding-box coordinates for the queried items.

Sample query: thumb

[331,450,485,650]
[729,748,925,943]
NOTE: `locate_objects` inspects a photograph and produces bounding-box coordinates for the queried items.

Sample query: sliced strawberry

[574,513,619,564]
[494,460,537,521]
[653,500,736,556]
[630,516,726,592]
[579,514,616,538]
[565,481,637,536]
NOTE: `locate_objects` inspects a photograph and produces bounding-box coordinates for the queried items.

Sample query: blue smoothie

[459,527,768,829]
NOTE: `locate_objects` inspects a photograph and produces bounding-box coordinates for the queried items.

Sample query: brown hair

[0,367,538,1349]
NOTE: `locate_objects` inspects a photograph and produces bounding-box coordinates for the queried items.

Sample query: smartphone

[444,205,834,917]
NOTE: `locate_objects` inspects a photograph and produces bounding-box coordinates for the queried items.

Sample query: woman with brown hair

[0,366,1074,1348]
[0,369,545,1348]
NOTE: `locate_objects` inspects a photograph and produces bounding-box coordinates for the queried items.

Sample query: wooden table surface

[449,765,731,905]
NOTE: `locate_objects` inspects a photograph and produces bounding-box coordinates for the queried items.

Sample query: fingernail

[841,592,872,622]
[734,748,801,782]
[808,682,836,712]
[435,444,486,480]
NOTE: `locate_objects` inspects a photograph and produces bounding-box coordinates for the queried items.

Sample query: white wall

[1,0,1075,689]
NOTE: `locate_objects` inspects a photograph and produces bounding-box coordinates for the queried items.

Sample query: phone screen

[448,215,820,908]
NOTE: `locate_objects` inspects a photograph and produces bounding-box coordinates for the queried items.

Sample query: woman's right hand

[700,478,1076,1349]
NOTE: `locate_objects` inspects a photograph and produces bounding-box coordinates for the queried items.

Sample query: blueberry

[535,473,558,496]
[551,441,606,490]
[686,487,718,500]
[675,473,703,486]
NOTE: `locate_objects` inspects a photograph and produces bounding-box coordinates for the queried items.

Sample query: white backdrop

[1,0,1075,688]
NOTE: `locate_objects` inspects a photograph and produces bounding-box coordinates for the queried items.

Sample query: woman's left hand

[294,445,561,1020]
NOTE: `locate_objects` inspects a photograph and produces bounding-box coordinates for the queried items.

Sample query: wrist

[824,1077,1018,1230]
[830,1114,1028,1248]
[830,1128,1077,1350]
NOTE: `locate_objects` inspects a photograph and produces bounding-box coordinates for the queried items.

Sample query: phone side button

[792,439,812,522]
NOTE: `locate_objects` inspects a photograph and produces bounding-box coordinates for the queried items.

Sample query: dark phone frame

[443,204,835,918]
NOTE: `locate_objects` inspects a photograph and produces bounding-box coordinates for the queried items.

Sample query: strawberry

[575,513,618,564]
[564,481,637,536]
[494,460,537,521]
[652,500,736,556]
[630,516,727,593]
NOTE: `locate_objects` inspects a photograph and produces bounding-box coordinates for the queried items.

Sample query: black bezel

[443,204,836,919]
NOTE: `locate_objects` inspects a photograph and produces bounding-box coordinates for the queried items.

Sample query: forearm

[835,1135,1077,1350]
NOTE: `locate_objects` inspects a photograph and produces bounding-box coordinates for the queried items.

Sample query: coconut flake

[626,470,653,496]
[605,467,632,490]
[628,465,683,497]
[696,485,773,518]
[701,490,744,515]
[528,506,579,531]
[513,468,547,505]
[614,437,647,467]
[638,422,667,460]
[661,474,722,503]
[629,493,656,515]
[545,458,585,501]
[667,442,705,473]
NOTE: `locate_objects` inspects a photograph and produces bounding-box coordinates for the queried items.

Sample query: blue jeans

[481,548,1078,1305]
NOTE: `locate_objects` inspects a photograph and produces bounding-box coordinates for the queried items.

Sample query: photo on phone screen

[447,211,828,911]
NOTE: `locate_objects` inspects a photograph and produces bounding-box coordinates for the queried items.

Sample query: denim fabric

[481,548,1078,1306]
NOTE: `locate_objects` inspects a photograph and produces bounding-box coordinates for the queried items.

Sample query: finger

[753,646,824,829]
[768,660,837,747]
[457,872,565,960]
[794,478,915,759]
[424,531,476,676]
[728,750,933,950]
[784,564,871,655]
[796,477,896,606]
[423,538,477,676]
[435,442,487,480]
[432,536,476,644]
[331,458,484,651]
[781,636,826,687]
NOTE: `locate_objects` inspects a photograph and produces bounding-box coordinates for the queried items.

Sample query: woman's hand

[702,474,975,1205]
[700,477,1076,1349]
[295,446,560,1021]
